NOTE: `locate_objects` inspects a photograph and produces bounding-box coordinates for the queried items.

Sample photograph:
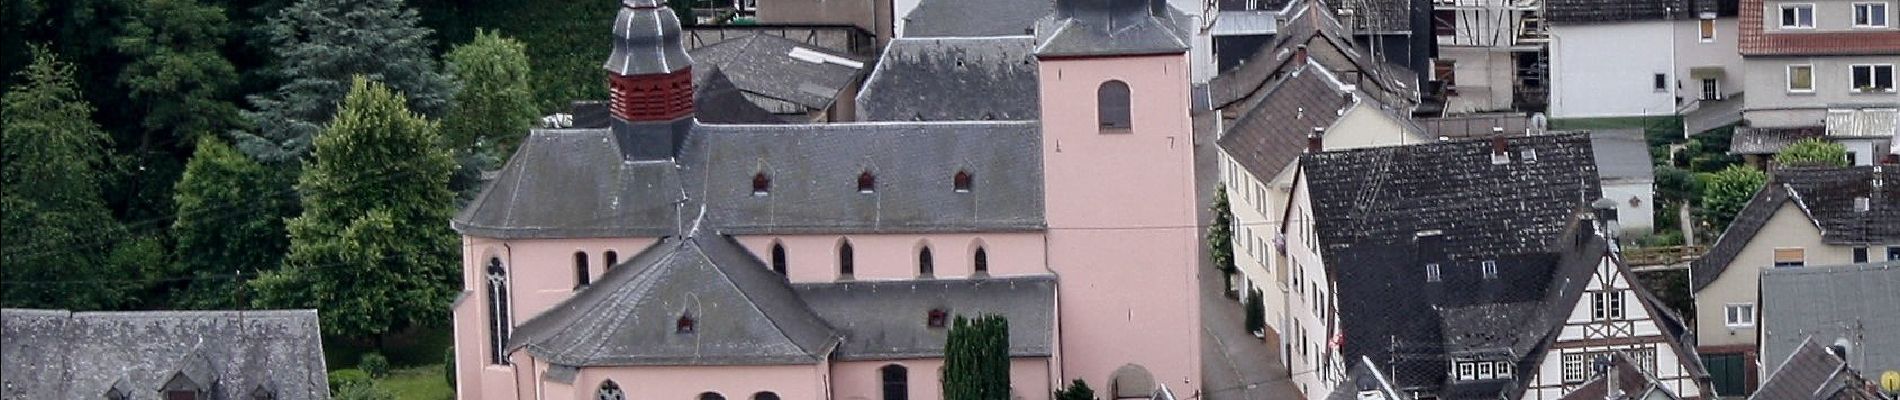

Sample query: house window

[770,243,788,275]
[1562,353,1588,383]
[597,381,625,400]
[604,250,618,270]
[752,172,770,196]
[881,364,909,400]
[1495,361,1514,378]
[974,247,989,274]
[1481,260,1498,279]
[1608,291,1624,319]
[1789,64,1814,92]
[1456,362,1475,380]
[485,257,511,365]
[1888,246,1900,260]
[1780,4,1814,28]
[1591,291,1626,320]
[1426,263,1441,282]
[574,252,591,288]
[1854,2,1889,27]
[1726,303,1755,327]
[858,170,877,193]
[1773,247,1805,267]
[1703,78,1722,100]
[918,246,934,276]
[1654,73,1668,92]
[927,308,948,328]
[1854,247,1868,263]
[953,170,972,192]
[1699,17,1717,40]
[1522,148,1538,162]
[1097,80,1132,132]
[839,240,855,277]
[1433,9,1457,36]
[1850,64,1895,92]
[1477,361,1494,380]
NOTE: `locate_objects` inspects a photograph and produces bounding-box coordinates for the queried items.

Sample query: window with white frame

[1850,64,1895,92]
[1854,2,1889,27]
[1780,3,1814,28]
[1477,361,1495,380]
[1725,303,1755,327]
[1699,17,1717,41]
[1788,64,1815,92]
[1592,290,1626,320]
[1562,354,1588,383]
[1426,263,1442,282]
[1481,260,1498,279]
[1495,361,1514,378]
[1457,362,1475,380]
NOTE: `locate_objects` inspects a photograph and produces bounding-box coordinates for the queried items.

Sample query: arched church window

[771,242,788,276]
[752,392,780,400]
[597,381,625,400]
[974,247,989,274]
[1098,80,1132,132]
[574,252,591,288]
[753,172,771,196]
[699,392,726,400]
[918,246,934,276]
[604,250,619,270]
[839,239,856,277]
[486,257,511,365]
[953,170,973,192]
[880,364,909,400]
[858,170,877,193]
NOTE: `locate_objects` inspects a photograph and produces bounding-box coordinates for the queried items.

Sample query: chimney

[1491,135,1510,165]
[1308,127,1325,153]
[604,0,696,161]
[1294,45,1309,66]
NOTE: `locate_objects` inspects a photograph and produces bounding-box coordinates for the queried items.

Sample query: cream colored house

[1688,165,1900,398]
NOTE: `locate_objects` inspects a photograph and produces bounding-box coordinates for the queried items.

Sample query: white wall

[1550,22,1680,118]
[1840,137,1891,165]
[1603,182,1656,236]
[1673,17,1744,101]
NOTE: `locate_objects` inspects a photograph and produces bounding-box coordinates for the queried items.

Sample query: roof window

[953,170,973,193]
[752,172,771,196]
[857,170,876,193]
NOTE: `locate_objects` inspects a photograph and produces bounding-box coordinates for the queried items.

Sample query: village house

[1733,0,1900,137]
[0,309,330,400]
[448,0,1205,398]
[1757,261,1900,397]
[1279,133,1708,399]
[1427,0,1551,114]
[1689,165,1900,397]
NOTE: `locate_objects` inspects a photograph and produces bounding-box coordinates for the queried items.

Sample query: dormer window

[927,308,949,328]
[752,172,771,196]
[858,170,876,193]
[676,313,696,334]
[1481,260,1498,279]
[953,170,973,193]
[1425,263,1441,282]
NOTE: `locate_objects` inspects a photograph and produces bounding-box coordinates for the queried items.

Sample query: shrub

[329,369,370,392]
[445,346,457,387]
[333,380,396,400]
[360,352,390,378]
[1055,379,1096,400]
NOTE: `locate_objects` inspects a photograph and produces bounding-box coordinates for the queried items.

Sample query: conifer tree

[945,314,1011,400]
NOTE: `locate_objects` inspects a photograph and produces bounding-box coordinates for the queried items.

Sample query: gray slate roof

[695,69,790,124]
[1304,133,1602,261]
[1216,64,1358,181]
[454,121,1046,239]
[1557,352,1681,400]
[1729,126,1825,155]
[606,0,692,76]
[1208,0,1418,114]
[904,0,1051,37]
[858,37,1041,122]
[0,309,329,400]
[1589,128,1656,182]
[1033,0,1191,57]
[1546,0,1689,24]
[1759,262,1900,381]
[689,34,867,112]
[1750,338,1890,400]
[793,276,1056,360]
[509,236,841,366]
[1691,166,1900,291]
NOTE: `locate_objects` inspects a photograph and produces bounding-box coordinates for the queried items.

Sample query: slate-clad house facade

[0,309,330,400]
[1689,166,1900,398]
[450,0,1203,399]
[1277,133,1709,399]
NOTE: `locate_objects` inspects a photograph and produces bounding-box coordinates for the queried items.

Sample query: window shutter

[1773,248,1805,264]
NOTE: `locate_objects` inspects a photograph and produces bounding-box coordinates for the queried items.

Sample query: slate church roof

[1691,166,1900,291]
[1759,262,1900,380]
[508,236,841,366]
[1033,0,1192,57]
[903,0,1052,37]
[688,34,868,114]
[794,276,1057,360]
[857,37,1042,122]
[0,309,329,400]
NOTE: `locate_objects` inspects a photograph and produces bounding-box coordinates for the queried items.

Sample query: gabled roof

[1691,166,1900,291]
[1750,338,1891,400]
[1739,0,1900,56]
[1545,0,1688,24]
[903,0,1051,37]
[1208,0,1417,114]
[1760,262,1900,380]
[1590,129,1656,182]
[1216,64,1358,181]
[1729,126,1825,155]
[0,309,329,399]
[1032,0,1190,57]
[509,235,841,366]
[695,69,788,124]
[857,37,1041,122]
[1304,133,1602,261]
[688,34,867,112]
[1322,356,1405,400]
[793,276,1056,360]
[454,121,1046,239]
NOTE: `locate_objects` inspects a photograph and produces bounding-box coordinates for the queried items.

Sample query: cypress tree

[945,314,1011,400]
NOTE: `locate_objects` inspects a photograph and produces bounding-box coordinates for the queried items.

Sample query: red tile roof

[1739,0,1900,56]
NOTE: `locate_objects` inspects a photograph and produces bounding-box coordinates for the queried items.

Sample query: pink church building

[448,0,1203,399]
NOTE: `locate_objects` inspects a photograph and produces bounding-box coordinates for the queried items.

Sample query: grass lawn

[378,364,454,400]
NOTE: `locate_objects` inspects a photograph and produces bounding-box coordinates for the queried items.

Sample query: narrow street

[1194,113,1305,400]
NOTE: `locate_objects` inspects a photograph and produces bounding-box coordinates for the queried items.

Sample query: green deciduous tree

[167,139,292,309]
[945,314,1011,400]
[114,0,241,147]
[1773,138,1850,168]
[252,77,459,341]
[1698,165,1767,233]
[1054,379,1095,400]
[235,0,455,163]
[0,49,137,310]
[443,29,536,158]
